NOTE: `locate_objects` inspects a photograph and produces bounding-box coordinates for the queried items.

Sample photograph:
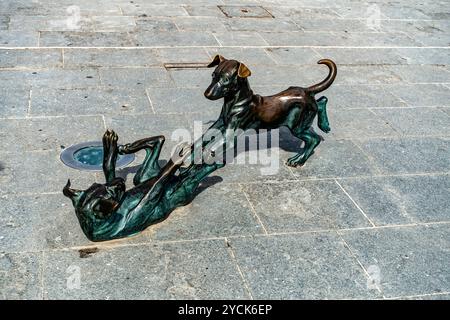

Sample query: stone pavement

[0,0,449,300]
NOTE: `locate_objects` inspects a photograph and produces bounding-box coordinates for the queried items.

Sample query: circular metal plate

[60,141,135,171]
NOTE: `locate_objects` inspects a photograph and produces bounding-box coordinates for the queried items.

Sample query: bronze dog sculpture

[203,55,336,167]
[63,56,337,241]
[63,130,221,241]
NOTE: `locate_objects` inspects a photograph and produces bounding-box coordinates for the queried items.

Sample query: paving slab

[0,86,30,118]
[241,180,371,233]
[99,67,173,88]
[0,49,62,68]
[0,115,105,152]
[0,31,38,47]
[133,31,219,47]
[147,183,264,241]
[43,240,248,299]
[228,232,380,299]
[353,137,450,174]
[0,252,42,300]
[0,150,97,195]
[340,224,450,298]
[386,84,450,107]
[39,32,134,47]
[337,174,450,225]
[31,88,153,116]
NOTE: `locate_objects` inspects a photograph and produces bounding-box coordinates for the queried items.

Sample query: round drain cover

[60,141,135,171]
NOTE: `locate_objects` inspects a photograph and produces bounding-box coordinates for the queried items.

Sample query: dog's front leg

[102,129,119,184]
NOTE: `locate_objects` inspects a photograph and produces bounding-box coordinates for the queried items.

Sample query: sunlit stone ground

[0,0,449,299]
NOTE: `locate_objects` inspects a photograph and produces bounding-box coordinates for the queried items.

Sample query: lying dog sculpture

[63,130,221,241]
[203,55,336,167]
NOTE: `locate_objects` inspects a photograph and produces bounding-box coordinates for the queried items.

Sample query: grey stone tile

[64,48,160,67]
[265,47,322,65]
[0,116,104,152]
[212,31,268,46]
[441,107,450,116]
[324,85,406,109]
[174,17,227,31]
[99,67,173,88]
[31,88,152,116]
[353,137,450,174]
[266,6,341,19]
[0,252,42,299]
[39,32,134,47]
[147,87,222,114]
[154,47,210,63]
[148,184,263,241]
[206,47,275,66]
[0,193,86,252]
[229,232,379,299]
[338,175,450,225]
[293,18,373,33]
[23,69,101,89]
[326,108,398,139]
[314,48,407,65]
[383,65,450,84]
[43,240,248,299]
[241,180,371,233]
[394,48,450,65]
[379,4,432,20]
[0,31,38,46]
[119,3,189,16]
[373,108,450,136]
[413,32,450,47]
[134,18,178,32]
[0,150,96,195]
[331,6,389,19]
[224,17,300,32]
[133,31,219,47]
[259,31,420,47]
[387,84,450,107]
[340,224,450,298]
[288,138,377,178]
[9,15,136,32]
[183,5,224,17]
[168,68,214,88]
[218,5,273,18]
[336,65,403,85]
[0,49,62,68]
[0,86,30,118]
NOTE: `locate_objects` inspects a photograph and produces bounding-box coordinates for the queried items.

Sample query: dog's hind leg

[316,96,331,133]
[102,130,120,184]
[119,136,165,185]
[286,127,321,167]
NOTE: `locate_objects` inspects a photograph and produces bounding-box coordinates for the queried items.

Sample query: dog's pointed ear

[207,54,226,67]
[238,62,251,78]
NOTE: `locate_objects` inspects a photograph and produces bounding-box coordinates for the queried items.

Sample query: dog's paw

[286,155,305,168]
[103,129,118,153]
[319,123,331,133]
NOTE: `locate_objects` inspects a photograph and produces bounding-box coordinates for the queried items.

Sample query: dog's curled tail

[306,59,337,95]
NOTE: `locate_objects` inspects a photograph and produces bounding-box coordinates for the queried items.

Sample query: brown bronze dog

[203,55,337,167]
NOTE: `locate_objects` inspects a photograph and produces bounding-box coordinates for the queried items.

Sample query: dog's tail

[306,59,337,95]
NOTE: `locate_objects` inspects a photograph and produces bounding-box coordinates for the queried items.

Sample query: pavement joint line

[37,31,40,47]
[61,48,65,68]
[145,88,156,114]
[0,114,107,120]
[224,237,254,300]
[256,32,270,46]
[334,179,377,227]
[385,291,450,300]
[26,88,32,117]
[102,115,107,130]
[349,139,383,174]
[211,33,223,47]
[239,183,269,235]
[2,221,449,256]
[39,251,45,300]
[0,45,449,49]
[336,230,385,297]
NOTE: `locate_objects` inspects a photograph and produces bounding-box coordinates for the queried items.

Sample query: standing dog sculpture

[203,55,337,167]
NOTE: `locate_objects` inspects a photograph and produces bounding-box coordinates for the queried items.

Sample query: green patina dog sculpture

[63,56,336,242]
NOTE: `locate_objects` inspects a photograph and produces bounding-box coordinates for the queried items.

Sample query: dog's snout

[204,82,221,100]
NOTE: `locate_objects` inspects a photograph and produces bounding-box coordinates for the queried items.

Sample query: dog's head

[204,55,251,100]
[63,178,125,220]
